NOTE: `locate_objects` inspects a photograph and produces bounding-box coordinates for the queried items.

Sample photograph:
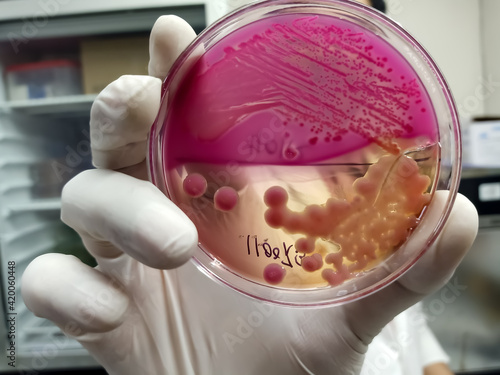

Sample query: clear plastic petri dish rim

[148,0,461,307]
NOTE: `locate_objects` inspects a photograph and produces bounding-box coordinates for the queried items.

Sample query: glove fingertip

[21,253,130,335]
[149,15,197,79]
[133,200,199,270]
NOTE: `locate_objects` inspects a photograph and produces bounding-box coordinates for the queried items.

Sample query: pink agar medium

[161,13,439,289]
[165,15,438,168]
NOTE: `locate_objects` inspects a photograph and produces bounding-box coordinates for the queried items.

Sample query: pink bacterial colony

[182,173,208,198]
[263,153,431,286]
[183,173,239,212]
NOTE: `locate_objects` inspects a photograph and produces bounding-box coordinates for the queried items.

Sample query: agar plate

[148,0,461,306]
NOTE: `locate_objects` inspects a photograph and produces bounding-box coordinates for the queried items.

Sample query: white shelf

[4,95,97,116]
[0,0,205,21]
[462,164,500,178]
[7,198,61,213]
[0,2,207,41]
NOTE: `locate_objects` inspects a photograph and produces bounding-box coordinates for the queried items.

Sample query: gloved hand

[21,15,478,375]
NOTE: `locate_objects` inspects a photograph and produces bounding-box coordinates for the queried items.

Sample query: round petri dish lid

[148,0,461,306]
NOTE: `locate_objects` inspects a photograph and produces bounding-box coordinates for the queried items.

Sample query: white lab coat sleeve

[361,303,449,375]
[417,315,450,367]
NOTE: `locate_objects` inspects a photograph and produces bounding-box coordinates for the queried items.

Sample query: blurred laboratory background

[0,0,498,374]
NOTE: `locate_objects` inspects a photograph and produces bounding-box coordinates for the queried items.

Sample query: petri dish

[148,0,461,306]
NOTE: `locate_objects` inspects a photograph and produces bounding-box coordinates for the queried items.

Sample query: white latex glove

[21,16,478,375]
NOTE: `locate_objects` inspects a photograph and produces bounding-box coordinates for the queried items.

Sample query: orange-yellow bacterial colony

[263,154,431,286]
[179,149,434,289]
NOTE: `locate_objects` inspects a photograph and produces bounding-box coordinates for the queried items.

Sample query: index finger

[90,16,197,171]
[149,15,197,79]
